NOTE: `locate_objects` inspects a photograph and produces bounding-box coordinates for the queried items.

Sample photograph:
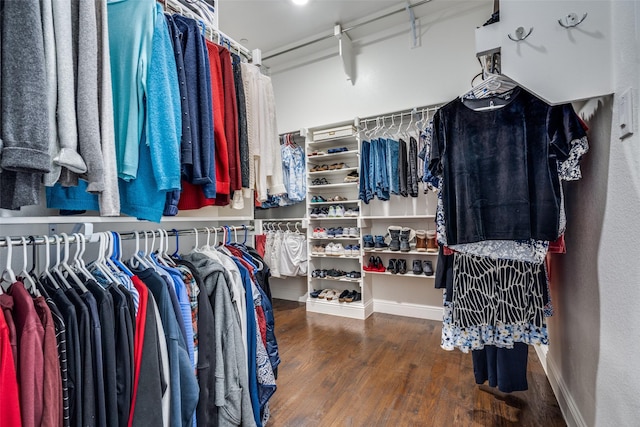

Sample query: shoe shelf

[307,150,359,160]
[308,182,358,189]
[360,214,435,220]
[309,236,360,241]
[307,134,357,145]
[310,254,361,259]
[363,249,438,256]
[310,276,362,283]
[308,167,358,175]
[307,216,358,221]
[307,298,364,307]
[364,271,435,278]
[309,199,361,206]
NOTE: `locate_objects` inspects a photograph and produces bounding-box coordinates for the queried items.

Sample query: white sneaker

[347,227,359,238]
[318,228,328,238]
[328,206,336,217]
[325,242,335,255]
[334,205,345,217]
[333,243,345,256]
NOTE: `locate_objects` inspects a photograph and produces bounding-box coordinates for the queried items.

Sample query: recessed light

[291,0,308,5]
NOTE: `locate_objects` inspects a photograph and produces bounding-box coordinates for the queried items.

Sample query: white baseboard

[537,346,587,427]
[372,299,443,320]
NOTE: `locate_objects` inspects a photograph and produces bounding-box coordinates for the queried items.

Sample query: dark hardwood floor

[268,299,566,427]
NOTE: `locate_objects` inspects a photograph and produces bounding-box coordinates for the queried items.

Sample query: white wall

[269,1,640,426]
[271,1,492,133]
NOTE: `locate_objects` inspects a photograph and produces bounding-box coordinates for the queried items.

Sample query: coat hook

[558,12,587,29]
[508,26,533,42]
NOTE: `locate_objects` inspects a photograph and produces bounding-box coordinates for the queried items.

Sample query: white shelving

[309,199,360,206]
[308,167,358,175]
[310,276,362,284]
[307,150,359,161]
[308,182,358,189]
[363,249,438,256]
[309,237,360,241]
[365,271,435,278]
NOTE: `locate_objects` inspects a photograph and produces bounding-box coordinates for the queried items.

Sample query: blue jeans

[371,138,389,201]
[386,139,399,195]
[359,140,373,203]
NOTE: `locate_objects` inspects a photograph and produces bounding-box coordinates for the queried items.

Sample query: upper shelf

[307,150,359,161]
[0,215,254,225]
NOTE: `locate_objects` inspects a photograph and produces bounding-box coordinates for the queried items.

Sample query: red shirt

[0,304,22,426]
[128,276,149,427]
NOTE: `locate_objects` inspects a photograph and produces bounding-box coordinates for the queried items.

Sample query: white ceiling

[218,0,451,63]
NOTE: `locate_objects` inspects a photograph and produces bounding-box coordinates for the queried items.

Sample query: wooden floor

[268,300,566,427]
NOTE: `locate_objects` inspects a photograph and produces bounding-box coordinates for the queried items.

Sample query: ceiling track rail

[262,0,433,61]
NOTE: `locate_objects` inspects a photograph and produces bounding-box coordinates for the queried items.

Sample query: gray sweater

[183,252,257,427]
[1,0,51,209]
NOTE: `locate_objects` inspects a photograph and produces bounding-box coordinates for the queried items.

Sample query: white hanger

[144,230,157,267]
[191,227,200,252]
[1,236,17,291]
[161,229,177,266]
[92,232,120,284]
[73,233,94,280]
[50,235,73,290]
[60,233,89,293]
[130,230,151,269]
[18,236,39,296]
[40,235,59,290]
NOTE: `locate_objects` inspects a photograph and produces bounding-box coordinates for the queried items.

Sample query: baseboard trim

[537,346,587,427]
[372,299,443,320]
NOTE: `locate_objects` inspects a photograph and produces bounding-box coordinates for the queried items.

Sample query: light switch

[619,88,634,140]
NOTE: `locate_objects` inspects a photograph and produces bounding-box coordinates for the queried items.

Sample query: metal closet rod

[0,225,255,248]
[263,0,433,61]
[359,103,442,125]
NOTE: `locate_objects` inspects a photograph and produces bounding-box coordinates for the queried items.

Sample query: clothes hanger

[0,236,17,291]
[18,236,40,296]
[60,233,89,293]
[39,235,59,290]
[111,232,134,277]
[242,225,248,245]
[154,228,170,267]
[171,229,181,258]
[129,230,151,269]
[73,233,95,280]
[160,229,177,267]
[144,230,157,267]
[50,235,73,290]
[191,227,200,252]
[92,232,120,283]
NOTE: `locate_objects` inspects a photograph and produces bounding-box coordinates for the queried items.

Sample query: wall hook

[508,26,533,42]
[558,12,587,28]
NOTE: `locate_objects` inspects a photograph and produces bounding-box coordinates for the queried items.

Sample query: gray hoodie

[1,0,51,209]
[183,252,257,427]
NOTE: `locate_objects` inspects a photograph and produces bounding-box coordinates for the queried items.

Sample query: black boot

[387,258,398,274]
[399,228,412,252]
[423,260,434,276]
[397,259,407,274]
[412,260,423,275]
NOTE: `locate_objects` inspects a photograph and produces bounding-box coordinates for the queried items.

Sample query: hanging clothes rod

[0,225,255,248]
[263,0,433,61]
[359,103,442,125]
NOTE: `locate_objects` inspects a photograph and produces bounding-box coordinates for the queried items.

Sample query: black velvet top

[429,88,586,245]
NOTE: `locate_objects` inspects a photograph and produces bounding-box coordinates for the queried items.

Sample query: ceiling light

[291,0,308,5]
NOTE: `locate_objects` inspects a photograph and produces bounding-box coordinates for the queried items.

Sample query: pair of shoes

[308,150,326,157]
[374,235,389,251]
[327,147,348,154]
[363,255,385,272]
[342,227,358,238]
[363,235,375,249]
[328,205,344,217]
[329,162,346,170]
[326,269,346,278]
[345,271,361,279]
[312,178,330,185]
[312,269,328,278]
[343,245,360,256]
[387,259,407,274]
[327,227,343,237]
[329,195,348,201]
[312,227,328,238]
[325,242,345,256]
[310,164,329,172]
[310,207,326,218]
[310,195,327,203]
[411,260,434,275]
[311,244,326,254]
[318,289,340,300]
[344,207,359,217]
[345,291,361,303]
[343,171,359,183]
[310,289,323,298]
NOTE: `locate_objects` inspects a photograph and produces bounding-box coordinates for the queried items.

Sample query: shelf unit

[364,271,435,278]
[363,249,438,256]
[305,122,371,319]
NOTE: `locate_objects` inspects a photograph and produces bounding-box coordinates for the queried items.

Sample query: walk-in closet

[0,0,637,426]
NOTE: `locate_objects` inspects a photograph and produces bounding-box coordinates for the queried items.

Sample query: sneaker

[344,245,353,256]
[374,235,389,251]
[316,244,326,255]
[347,227,359,238]
[344,208,355,217]
[363,234,375,249]
[333,243,345,256]
[334,205,345,217]
[328,206,337,218]
[310,208,319,218]
[334,227,344,238]
[351,244,360,255]
[318,208,328,218]
[317,228,328,238]
[325,242,335,256]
